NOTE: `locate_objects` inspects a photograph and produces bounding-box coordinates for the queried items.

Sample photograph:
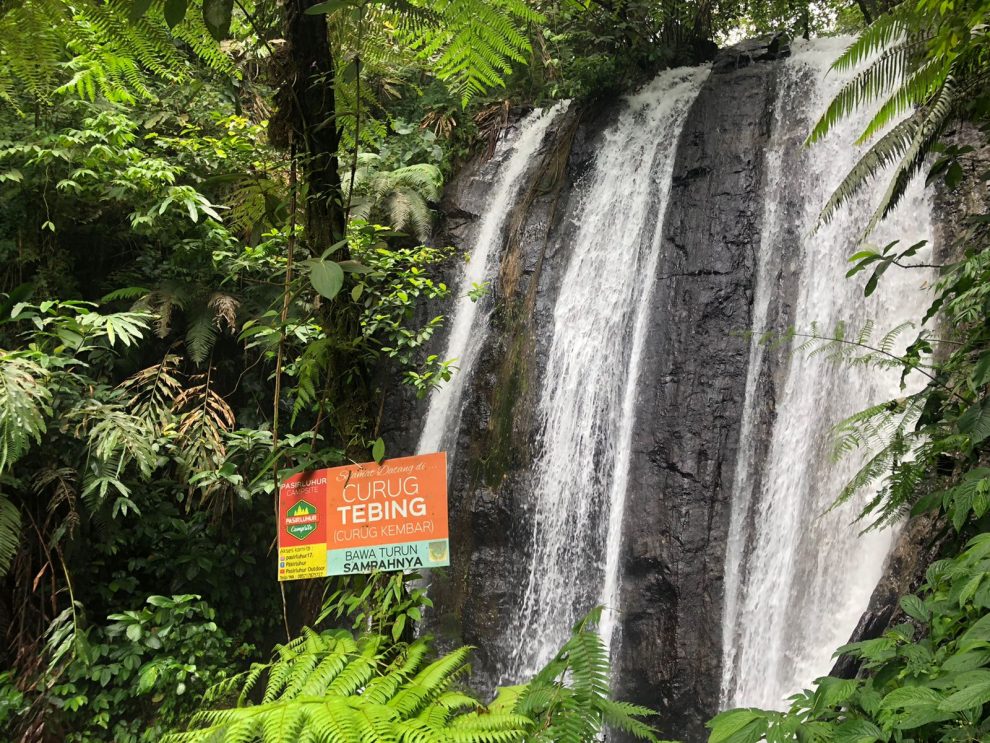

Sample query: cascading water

[417,104,566,456]
[719,38,934,709]
[502,66,709,680]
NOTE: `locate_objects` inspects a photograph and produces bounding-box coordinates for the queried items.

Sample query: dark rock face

[712,33,791,73]
[612,61,777,742]
[394,37,959,743]
[423,105,603,680]
[411,53,784,740]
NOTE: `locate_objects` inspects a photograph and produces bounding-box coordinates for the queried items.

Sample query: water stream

[719,37,934,709]
[416,35,935,722]
[417,103,567,456]
[503,67,710,680]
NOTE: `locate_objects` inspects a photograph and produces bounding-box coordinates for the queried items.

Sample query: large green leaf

[163,0,188,27]
[310,260,345,301]
[128,0,155,22]
[707,709,767,743]
[958,399,990,444]
[202,0,233,40]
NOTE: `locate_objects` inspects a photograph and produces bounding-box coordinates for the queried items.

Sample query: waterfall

[719,37,934,709]
[503,66,709,680]
[417,104,566,456]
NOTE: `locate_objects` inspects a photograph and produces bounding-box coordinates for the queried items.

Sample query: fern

[507,608,658,743]
[0,352,53,474]
[173,371,236,500]
[811,4,982,233]
[346,154,443,240]
[165,630,531,743]
[0,0,233,105]
[0,493,20,577]
[167,612,656,743]
[389,0,543,105]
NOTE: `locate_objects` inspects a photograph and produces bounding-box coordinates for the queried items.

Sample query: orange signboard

[277,452,449,580]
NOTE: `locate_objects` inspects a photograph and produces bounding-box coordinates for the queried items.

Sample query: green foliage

[344,220,454,395]
[166,609,657,743]
[0,495,20,578]
[0,352,53,477]
[346,154,443,241]
[165,629,532,743]
[401,0,545,106]
[49,595,239,743]
[808,0,990,234]
[498,607,661,743]
[319,571,433,642]
[0,0,233,107]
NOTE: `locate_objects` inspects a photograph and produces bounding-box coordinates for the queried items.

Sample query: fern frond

[807,37,926,145]
[856,56,948,143]
[830,12,909,74]
[0,494,21,577]
[400,0,544,105]
[0,352,53,473]
[862,75,959,234]
[818,115,919,226]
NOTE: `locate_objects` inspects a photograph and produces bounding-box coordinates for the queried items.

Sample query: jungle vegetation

[0,0,985,740]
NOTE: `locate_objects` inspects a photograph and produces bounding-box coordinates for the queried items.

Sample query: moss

[467,112,581,490]
[472,321,531,489]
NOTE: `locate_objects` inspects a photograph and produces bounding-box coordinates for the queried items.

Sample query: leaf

[879,685,944,709]
[202,0,234,41]
[959,612,990,650]
[310,260,345,300]
[832,719,882,743]
[0,496,20,577]
[128,0,155,22]
[137,663,159,693]
[304,0,358,14]
[958,399,990,444]
[164,0,188,27]
[351,283,364,302]
[900,595,930,623]
[707,709,766,743]
[338,260,373,274]
[392,613,406,642]
[372,437,385,464]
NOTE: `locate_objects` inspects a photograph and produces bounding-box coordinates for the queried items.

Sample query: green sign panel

[285,500,318,540]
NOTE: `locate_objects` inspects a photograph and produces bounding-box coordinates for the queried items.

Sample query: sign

[277,452,449,581]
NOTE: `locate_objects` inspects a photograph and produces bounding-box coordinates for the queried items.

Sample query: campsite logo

[285,500,318,540]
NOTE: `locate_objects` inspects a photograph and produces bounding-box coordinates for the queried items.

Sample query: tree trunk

[273,0,346,248]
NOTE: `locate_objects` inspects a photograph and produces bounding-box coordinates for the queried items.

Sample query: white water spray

[503,67,709,680]
[417,104,567,456]
[719,37,934,709]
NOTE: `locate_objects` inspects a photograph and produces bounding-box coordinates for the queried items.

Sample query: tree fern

[0,0,233,106]
[345,154,442,240]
